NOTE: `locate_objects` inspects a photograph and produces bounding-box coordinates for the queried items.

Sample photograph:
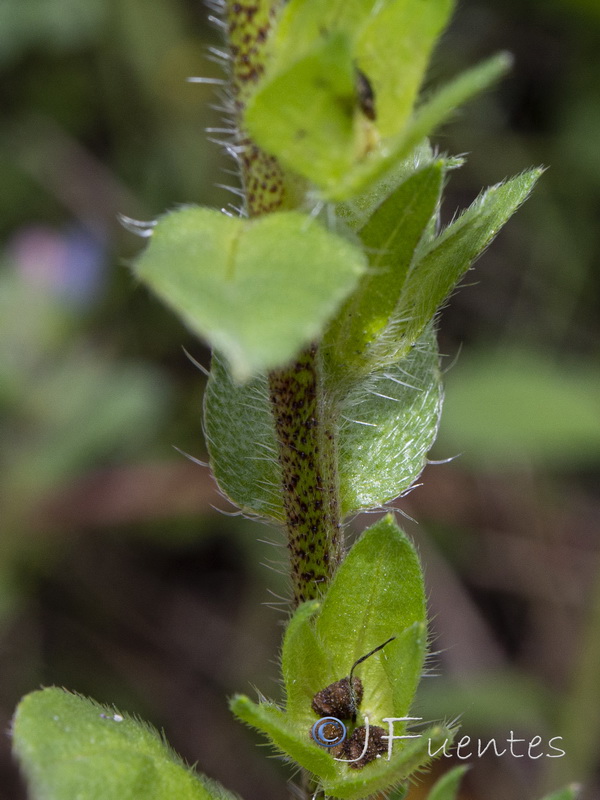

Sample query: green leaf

[245,32,359,189]
[330,53,512,201]
[282,612,425,733]
[324,161,444,378]
[203,350,283,520]
[337,328,443,515]
[133,207,367,381]
[537,787,581,800]
[354,0,453,138]
[281,514,429,728]
[232,516,437,798]
[314,515,426,715]
[426,765,468,800]
[229,695,337,780]
[204,329,441,521]
[335,141,438,232]
[267,0,376,73]
[389,52,512,170]
[281,599,329,722]
[322,723,456,800]
[372,168,543,366]
[12,688,237,800]
[247,0,455,199]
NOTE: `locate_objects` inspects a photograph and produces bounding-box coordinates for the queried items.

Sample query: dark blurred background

[0,1,598,799]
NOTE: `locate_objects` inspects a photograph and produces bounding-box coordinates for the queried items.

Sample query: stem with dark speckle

[224,0,343,606]
[269,347,343,606]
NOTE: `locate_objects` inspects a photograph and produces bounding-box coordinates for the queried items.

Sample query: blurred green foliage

[437,348,600,468]
[0,262,172,622]
[0,0,107,66]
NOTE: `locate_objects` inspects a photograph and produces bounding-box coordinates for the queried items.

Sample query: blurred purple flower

[8,224,106,307]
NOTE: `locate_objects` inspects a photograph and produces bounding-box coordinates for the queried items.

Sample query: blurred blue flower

[8,224,106,307]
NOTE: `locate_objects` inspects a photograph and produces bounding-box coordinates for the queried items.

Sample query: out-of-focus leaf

[426,765,468,800]
[245,32,359,189]
[248,0,506,201]
[267,0,375,72]
[0,0,106,66]
[354,0,453,138]
[330,53,512,200]
[537,786,582,800]
[3,353,170,498]
[437,348,600,468]
[417,672,552,733]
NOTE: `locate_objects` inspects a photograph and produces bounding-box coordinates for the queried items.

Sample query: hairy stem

[224,0,344,606]
[269,346,343,605]
[224,0,289,215]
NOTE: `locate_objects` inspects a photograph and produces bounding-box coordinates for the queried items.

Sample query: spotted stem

[224,0,344,605]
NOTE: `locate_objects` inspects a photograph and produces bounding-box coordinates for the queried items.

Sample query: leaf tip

[493,49,514,76]
[229,693,250,713]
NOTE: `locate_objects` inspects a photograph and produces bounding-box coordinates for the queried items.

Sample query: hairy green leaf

[337,328,443,515]
[229,695,337,780]
[324,162,444,378]
[335,141,438,231]
[232,516,434,798]
[281,600,329,723]
[204,329,441,520]
[134,207,366,380]
[203,351,283,520]
[12,688,237,800]
[280,517,428,725]
[322,723,456,799]
[331,53,512,200]
[372,168,543,366]
[315,515,426,711]
[283,614,424,735]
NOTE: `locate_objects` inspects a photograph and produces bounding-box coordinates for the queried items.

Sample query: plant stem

[224,0,344,606]
[269,346,343,605]
[224,0,289,215]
